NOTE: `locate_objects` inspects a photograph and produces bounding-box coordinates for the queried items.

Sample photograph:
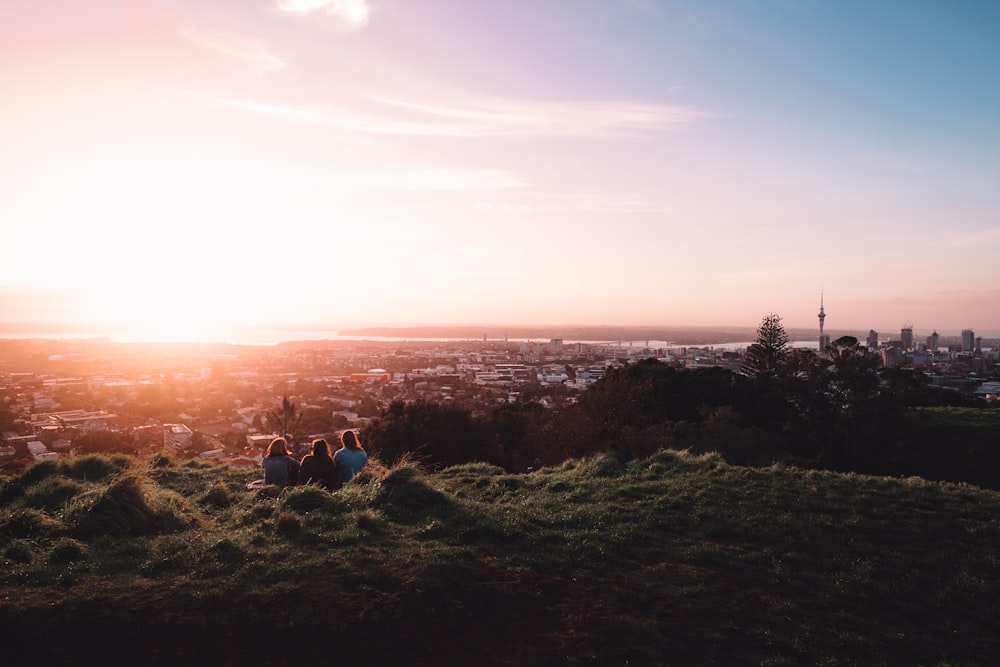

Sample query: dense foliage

[363,317,998,488]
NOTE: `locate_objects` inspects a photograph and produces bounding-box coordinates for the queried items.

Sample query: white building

[163,423,194,453]
[27,440,58,462]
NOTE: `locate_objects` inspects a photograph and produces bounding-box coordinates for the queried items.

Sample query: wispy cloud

[327,168,524,191]
[203,93,712,138]
[943,227,1000,248]
[376,97,711,137]
[475,192,672,215]
[174,19,285,72]
[273,0,370,27]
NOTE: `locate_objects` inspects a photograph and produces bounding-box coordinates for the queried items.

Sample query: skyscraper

[962,329,975,353]
[901,325,913,351]
[927,331,939,351]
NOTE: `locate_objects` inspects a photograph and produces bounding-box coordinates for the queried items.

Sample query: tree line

[363,314,1000,489]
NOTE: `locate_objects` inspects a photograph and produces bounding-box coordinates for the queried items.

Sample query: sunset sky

[2,0,998,341]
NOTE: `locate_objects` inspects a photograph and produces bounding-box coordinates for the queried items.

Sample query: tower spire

[818,291,826,335]
[818,292,829,352]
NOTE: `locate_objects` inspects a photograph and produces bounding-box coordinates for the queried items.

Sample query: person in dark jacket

[299,438,340,490]
[262,437,299,489]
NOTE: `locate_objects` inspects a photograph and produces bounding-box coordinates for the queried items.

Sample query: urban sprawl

[1,325,997,469]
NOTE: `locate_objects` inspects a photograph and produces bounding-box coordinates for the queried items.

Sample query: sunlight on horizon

[2,1,999,336]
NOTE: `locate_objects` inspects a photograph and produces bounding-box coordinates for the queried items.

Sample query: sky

[2,0,999,341]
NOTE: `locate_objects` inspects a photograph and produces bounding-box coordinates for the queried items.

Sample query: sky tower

[818,293,830,352]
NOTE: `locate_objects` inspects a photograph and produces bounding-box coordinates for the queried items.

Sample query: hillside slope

[2,451,999,665]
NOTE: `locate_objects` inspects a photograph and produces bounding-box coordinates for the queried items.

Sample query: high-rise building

[818,294,829,351]
[927,330,939,351]
[962,329,975,352]
[901,326,913,351]
[867,330,879,349]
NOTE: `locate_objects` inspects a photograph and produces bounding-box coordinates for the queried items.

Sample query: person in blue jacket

[334,430,368,485]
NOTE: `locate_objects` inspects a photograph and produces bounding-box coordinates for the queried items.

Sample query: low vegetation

[2,451,999,665]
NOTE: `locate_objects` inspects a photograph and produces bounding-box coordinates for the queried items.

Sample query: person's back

[262,437,300,488]
[334,430,368,485]
[299,438,340,490]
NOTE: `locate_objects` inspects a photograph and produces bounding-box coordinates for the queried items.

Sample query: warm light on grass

[2,450,999,663]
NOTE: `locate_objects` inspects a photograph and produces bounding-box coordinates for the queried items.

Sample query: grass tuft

[372,463,456,523]
[278,485,337,514]
[49,537,88,564]
[1,507,67,538]
[22,476,87,512]
[200,483,236,509]
[276,510,302,537]
[67,476,158,538]
[4,538,34,564]
[61,454,131,481]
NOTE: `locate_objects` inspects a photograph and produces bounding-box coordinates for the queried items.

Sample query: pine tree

[742,313,790,380]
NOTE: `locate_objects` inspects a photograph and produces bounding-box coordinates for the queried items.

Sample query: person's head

[266,437,289,457]
[341,430,362,451]
[311,438,330,458]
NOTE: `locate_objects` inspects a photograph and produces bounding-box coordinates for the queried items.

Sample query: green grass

[1,450,999,666]
[915,406,1000,429]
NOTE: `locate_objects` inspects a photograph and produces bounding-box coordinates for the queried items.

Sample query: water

[0,327,819,350]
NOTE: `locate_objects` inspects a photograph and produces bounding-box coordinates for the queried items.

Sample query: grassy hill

[2,451,999,666]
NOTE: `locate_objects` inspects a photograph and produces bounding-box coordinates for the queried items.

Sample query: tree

[742,314,790,381]
[363,400,498,468]
[265,396,306,446]
[73,430,136,455]
[826,336,881,411]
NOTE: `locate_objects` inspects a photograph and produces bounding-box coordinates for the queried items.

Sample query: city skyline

[3,1,999,342]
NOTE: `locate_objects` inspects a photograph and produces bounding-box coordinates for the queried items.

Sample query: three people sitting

[260,431,368,491]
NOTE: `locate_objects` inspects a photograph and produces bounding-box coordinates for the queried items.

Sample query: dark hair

[311,438,331,458]
[266,437,289,457]
[341,430,363,451]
